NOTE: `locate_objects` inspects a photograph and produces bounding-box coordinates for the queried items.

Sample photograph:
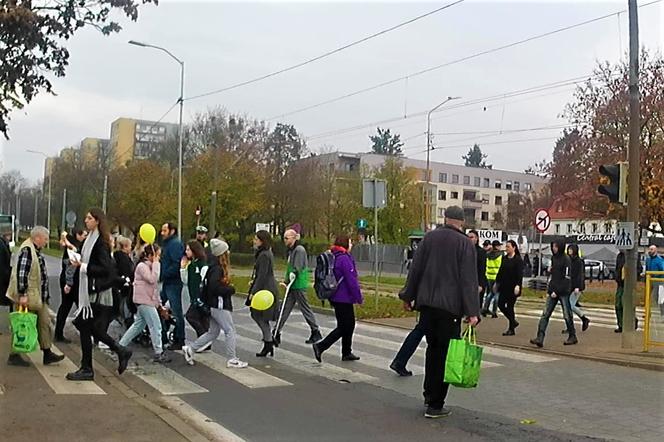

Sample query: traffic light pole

[622,0,639,349]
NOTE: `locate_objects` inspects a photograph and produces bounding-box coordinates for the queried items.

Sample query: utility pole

[61,189,67,235]
[622,0,640,349]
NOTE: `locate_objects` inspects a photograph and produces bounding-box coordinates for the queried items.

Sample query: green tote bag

[444,325,483,388]
[10,306,39,354]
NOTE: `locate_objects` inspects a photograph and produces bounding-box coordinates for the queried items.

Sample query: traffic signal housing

[598,162,627,204]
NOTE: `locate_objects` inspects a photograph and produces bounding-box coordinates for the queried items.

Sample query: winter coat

[202,260,235,311]
[114,250,135,297]
[181,258,208,303]
[485,250,503,282]
[1,236,13,305]
[548,240,571,296]
[646,254,664,272]
[615,252,626,287]
[133,261,161,307]
[400,225,480,318]
[285,243,309,291]
[329,248,363,305]
[248,248,280,318]
[85,236,119,295]
[160,235,184,284]
[495,254,524,298]
[475,245,487,289]
[570,256,586,292]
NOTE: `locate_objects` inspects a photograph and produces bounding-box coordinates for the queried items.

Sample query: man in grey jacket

[399,206,480,419]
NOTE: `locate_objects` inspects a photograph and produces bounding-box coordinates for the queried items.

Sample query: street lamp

[129,40,185,240]
[26,149,52,247]
[424,96,461,229]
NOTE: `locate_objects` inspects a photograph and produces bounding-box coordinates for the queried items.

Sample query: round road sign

[534,208,551,233]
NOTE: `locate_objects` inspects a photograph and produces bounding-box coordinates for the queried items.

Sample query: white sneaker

[98,342,110,350]
[182,346,195,366]
[226,358,248,369]
[195,342,212,353]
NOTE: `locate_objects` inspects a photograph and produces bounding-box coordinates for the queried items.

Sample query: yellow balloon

[251,290,274,311]
[139,223,157,244]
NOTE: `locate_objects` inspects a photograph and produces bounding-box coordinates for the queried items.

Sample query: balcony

[462,198,483,209]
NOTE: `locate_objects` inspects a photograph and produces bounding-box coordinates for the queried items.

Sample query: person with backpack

[565,244,590,333]
[273,229,321,345]
[312,234,363,363]
[182,239,247,368]
[181,240,210,341]
[247,230,280,357]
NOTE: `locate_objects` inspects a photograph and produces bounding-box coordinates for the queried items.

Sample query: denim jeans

[569,290,586,319]
[392,320,425,368]
[161,282,184,343]
[537,293,576,340]
[190,308,238,360]
[119,304,163,355]
[482,280,498,314]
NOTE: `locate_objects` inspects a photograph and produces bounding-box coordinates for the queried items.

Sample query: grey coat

[249,248,280,320]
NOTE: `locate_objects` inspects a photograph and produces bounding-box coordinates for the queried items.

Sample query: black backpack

[314,250,344,300]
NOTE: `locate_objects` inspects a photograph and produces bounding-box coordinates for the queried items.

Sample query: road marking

[521,311,616,329]
[25,344,106,395]
[192,351,293,389]
[481,346,558,363]
[127,364,208,395]
[161,396,246,442]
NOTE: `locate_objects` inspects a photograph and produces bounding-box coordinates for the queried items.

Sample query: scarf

[78,227,99,300]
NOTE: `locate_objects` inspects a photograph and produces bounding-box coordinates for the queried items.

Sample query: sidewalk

[364,302,664,372]
[0,314,206,442]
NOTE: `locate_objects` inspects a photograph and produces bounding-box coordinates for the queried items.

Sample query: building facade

[544,191,617,236]
[109,117,179,167]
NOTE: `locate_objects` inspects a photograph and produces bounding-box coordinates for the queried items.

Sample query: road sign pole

[538,232,543,277]
[374,179,379,310]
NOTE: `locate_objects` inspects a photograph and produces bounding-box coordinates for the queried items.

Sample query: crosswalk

[514,303,646,329]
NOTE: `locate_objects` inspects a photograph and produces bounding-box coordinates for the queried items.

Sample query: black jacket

[202,261,236,311]
[495,254,524,298]
[400,225,480,318]
[0,237,11,305]
[114,251,135,297]
[475,245,487,289]
[86,236,119,294]
[570,256,585,292]
[548,240,571,296]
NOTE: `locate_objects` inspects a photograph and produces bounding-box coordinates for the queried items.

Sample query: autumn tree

[370,127,403,156]
[462,144,492,168]
[0,0,157,138]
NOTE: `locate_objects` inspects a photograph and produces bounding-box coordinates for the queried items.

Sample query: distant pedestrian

[66,209,132,381]
[6,226,65,367]
[494,240,523,336]
[247,230,280,358]
[566,244,590,332]
[614,251,626,333]
[119,244,171,363]
[313,234,363,363]
[182,239,248,368]
[274,229,322,345]
[468,230,487,306]
[181,240,210,340]
[530,240,577,348]
[533,254,540,277]
[159,222,185,350]
[114,235,136,328]
[481,240,503,318]
[645,245,664,317]
[54,229,86,343]
[195,225,209,248]
[399,206,480,419]
[0,230,11,308]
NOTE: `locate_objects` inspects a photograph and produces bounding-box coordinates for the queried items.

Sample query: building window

[567,224,573,234]
[439,173,447,183]
[451,191,459,199]
[452,174,459,184]
[555,224,560,234]
[604,223,613,234]
[463,176,470,185]
[514,181,520,192]
[482,194,490,204]
[438,208,445,218]
[495,196,503,205]
[524,183,532,191]
[481,211,489,221]
[474,177,481,187]
[438,190,447,201]
[483,178,490,188]
[495,180,502,189]
[579,223,586,234]
[506,181,513,190]
[592,223,598,233]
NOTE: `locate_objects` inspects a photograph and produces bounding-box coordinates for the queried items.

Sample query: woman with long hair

[182,239,247,368]
[181,240,210,339]
[313,234,363,362]
[114,235,136,329]
[66,208,132,381]
[55,228,87,343]
[248,230,280,357]
[494,239,524,336]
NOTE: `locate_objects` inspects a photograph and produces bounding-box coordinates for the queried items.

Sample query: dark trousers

[392,320,425,368]
[317,302,356,356]
[186,304,210,337]
[74,304,119,371]
[537,293,576,340]
[55,286,78,338]
[161,282,184,343]
[615,286,624,328]
[420,307,461,410]
[497,293,517,329]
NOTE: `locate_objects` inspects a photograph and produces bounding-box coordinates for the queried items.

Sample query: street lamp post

[26,149,52,247]
[424,96,461,229]
[129,40,185,240]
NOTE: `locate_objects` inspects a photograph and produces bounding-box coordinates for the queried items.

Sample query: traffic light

[597,162,627,204]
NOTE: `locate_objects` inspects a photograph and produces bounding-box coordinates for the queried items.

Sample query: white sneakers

[226,358,248,369]
[182,345,194,366]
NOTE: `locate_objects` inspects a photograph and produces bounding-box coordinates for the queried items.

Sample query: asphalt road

[42,254,664,442]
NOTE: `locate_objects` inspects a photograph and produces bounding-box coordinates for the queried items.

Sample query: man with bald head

[274,229,321,345]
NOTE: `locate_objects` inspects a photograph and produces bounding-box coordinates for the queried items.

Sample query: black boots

[273,332,281,347]
[342,353,360,361]
[66,367,94,381]
[581,316,590,331]
[43,349,65,365]
[312,343,322,363]
[389,362,413,377]
[564,335,578,345]
[256,341,275,358]
[117,345,133,375]
[305,330,323,344]
[529,337,544,348]
[7,353,30,367]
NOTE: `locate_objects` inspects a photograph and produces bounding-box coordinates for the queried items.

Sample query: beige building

[109,117,178,167]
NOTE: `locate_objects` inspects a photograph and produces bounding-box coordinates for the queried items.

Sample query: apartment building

[109,117,179,167]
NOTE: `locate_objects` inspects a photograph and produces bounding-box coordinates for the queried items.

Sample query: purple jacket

[330,249,363,305]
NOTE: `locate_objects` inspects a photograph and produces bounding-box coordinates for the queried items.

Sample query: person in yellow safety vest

[481,240,504,318]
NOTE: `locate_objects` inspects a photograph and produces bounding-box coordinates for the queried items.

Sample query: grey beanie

[444,205,465,221]
[209,238,229,257]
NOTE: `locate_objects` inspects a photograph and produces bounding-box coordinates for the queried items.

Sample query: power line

[185,0,465,101]
[410,136,560,155]
[434,123,575,136]
[269,0,661,122]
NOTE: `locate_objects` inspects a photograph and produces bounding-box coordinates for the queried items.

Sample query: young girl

[119,244,170,363]
[181,240,210,339]
[183,239,247,368]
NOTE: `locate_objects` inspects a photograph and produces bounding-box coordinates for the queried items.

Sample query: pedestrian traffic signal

[598,162,627,204]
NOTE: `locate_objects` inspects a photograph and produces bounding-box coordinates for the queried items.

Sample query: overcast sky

[1,0,662,183]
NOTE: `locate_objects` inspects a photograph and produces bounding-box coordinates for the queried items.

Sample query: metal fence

[350,244,408,276]
[644,271,664,352]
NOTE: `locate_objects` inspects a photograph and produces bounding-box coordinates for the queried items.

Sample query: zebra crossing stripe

[191,351,293,388]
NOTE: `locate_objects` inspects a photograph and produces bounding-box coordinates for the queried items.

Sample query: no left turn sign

[534,208,551,233]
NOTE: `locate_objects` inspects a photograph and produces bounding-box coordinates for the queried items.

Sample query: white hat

[209,238,229,257]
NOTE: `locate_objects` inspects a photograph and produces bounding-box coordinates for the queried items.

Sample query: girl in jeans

[119,244,171,363]
[183,239,248,368]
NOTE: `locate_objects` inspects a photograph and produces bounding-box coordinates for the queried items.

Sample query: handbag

[9,306,39,353]
[444,326,483,388]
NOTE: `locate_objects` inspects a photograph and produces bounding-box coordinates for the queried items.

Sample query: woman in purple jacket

[313,234,363,362]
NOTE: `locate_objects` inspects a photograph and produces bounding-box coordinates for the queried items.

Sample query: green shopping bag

[444,325,483,388]
[9,306,39,354]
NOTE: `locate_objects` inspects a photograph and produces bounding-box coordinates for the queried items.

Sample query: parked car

[584,259,607,280]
